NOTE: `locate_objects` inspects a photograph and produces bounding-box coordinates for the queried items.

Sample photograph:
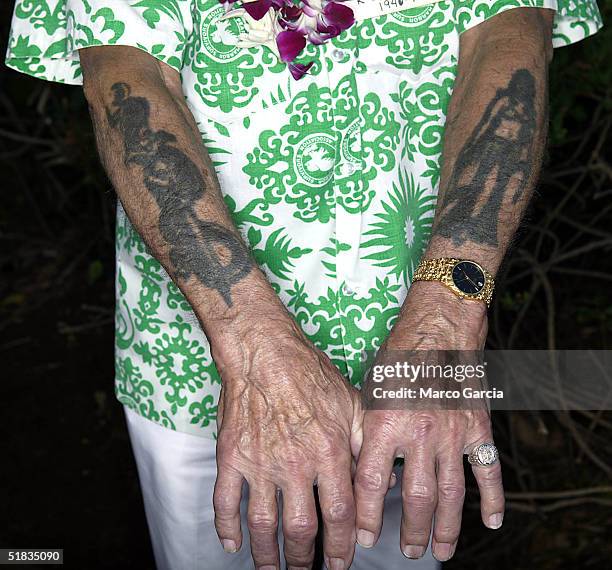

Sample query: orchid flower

[281,0,354,45]
[219,0,354,79]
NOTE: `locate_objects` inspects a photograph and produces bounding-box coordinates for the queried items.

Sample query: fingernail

[433,542,456,562]
[258,566,276,570]
[357,529,375,548]
[488,512,504,529]
[329,558,345,570]
[221,539,237,553]
[403,545,425,559]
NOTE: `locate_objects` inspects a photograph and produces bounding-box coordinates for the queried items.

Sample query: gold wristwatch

[412,258,495,307]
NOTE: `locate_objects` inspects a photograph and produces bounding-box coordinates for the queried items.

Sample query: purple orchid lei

[219,0,355,79]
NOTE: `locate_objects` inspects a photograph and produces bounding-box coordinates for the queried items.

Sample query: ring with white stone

[467,442,499,467]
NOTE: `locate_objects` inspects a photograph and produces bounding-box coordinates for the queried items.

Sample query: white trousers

[125,407,439,570]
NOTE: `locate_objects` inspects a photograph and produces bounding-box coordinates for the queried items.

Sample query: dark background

[1,2,611,569]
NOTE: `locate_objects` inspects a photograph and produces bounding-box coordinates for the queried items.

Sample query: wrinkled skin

[214,318,363,570]
[213,285,504,568]
[354,283,505,562]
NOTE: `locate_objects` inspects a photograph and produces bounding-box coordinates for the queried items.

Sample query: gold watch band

[412,258,495,307]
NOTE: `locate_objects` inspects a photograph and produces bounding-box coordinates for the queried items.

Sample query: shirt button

[336,163,357,177]
[331,48,346,62]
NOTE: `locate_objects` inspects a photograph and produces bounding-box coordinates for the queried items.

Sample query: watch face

[452,261,486,295]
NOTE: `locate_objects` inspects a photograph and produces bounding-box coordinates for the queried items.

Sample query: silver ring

[468,442,499,467]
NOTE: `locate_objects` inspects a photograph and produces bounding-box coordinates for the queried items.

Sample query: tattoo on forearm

[105,82,252,306]
[435,69,538,247]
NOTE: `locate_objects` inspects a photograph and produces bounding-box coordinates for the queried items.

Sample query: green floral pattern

[6,0,602,438]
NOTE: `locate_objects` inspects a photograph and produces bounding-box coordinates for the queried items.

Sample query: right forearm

[81,48,290,349]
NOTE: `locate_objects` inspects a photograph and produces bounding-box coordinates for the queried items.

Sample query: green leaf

[43,38,66,59]
[214,122,230,137]
[247,226,262,246]
[166,56,181,69]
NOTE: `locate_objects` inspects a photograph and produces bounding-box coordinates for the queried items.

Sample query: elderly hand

[354,282,504,562]
[213,316,363,570]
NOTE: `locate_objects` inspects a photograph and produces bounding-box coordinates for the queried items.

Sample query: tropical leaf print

[362,170,436,285]
[189,395,218,427]
[131,0,184,28]
[7,35,44,75]
[249,228,313,280]
[15,0,66,35]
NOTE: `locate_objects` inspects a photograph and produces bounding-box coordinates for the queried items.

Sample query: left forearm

[386,9,554,348]
[354,13,552,551]
[426,8,554,275]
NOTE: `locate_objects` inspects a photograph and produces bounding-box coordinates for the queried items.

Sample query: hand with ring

[353,285,505,562]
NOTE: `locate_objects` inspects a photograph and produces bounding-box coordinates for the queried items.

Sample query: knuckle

[436,526,459,543]
[284,548,314,569]
[284,515,318,540]
[438,483,466,504]
[368,412,401,439]
[247,512,277,534]
[317,435,338,458]
[282,444,307,465]
[402,484,436,509]
[471,418,493,438]
[480,466,503,485]
[323,498,355,525]
[412,414,437,439]
[213,491,235,514]
[355,470,386,494]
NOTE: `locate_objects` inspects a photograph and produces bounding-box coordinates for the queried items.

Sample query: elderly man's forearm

[80,46,289,348]
[425,9,554,275]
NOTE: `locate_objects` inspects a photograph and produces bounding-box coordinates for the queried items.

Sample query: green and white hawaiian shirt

[6,0,602,438]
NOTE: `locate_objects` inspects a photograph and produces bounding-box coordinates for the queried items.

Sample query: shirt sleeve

[5,0,194,85]
[454,0,603,47]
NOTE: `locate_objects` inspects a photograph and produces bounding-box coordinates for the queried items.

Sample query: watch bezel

[450,260,487,298]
